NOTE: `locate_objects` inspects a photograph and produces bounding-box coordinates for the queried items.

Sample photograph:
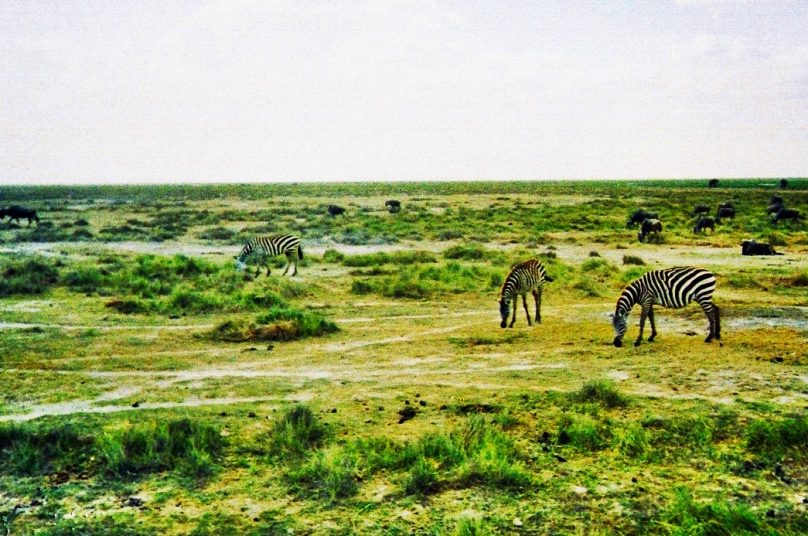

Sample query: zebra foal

[612,267,720,347]
[235,234,303,276]
[499,259,553,328]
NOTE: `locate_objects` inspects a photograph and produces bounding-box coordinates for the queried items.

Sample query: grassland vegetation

[1,181,807,534]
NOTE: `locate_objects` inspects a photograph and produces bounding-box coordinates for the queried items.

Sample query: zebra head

[611,311,628,347]
[499,299,510,328]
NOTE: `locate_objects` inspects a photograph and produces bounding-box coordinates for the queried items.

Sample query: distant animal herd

[1,181,803,348]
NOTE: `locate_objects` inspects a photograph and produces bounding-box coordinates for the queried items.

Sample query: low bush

[0,421,94,475]
[745,415,808,460]
[98,418,224,478]
[266,405,328,458]
[622,255,645,265]
[570,381,630,409]
[0,256,60,297]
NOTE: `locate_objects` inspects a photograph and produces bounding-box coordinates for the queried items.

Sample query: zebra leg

[699,300,715,342]
[647,305,657,342]
[508,296,518,328]
[282,252,292,275]
[522,294,532,326]
[634,304,649,347]
[532,289,541,324]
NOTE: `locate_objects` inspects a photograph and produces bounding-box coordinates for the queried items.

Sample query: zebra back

[239,234,301,260]
[616,267,716,313]
[500,259,551,302]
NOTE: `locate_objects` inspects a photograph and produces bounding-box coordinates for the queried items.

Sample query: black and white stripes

[612,267,719,347]
[499,259,553,328]
[235,234,303,276]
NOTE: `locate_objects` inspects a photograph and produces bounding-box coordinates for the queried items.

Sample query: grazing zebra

[235,234,303,276]
[499,259,553,328]
[611,267,720,347]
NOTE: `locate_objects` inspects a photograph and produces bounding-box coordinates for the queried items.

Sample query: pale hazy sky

[1,0,807,184]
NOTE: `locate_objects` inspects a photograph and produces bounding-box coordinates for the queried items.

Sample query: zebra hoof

[613,338,623,348]
[633,340,642,347]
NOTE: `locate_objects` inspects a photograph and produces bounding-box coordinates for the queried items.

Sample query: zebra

[235,234,303,276]
[499,259,553,328]
[611,267,720,348]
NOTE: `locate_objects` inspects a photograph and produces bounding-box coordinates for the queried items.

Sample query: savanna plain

[0,180,807,535]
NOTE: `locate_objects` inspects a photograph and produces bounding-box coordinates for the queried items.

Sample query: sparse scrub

[0,256,60,297]
[622,254,645,265]
[570,381,629,409]
[265,405,328,458]
[98,418,224,478]
[745,415,808,460]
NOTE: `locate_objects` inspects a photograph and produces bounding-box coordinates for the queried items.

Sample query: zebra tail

[544,274,554,282]
[297,244,304,260]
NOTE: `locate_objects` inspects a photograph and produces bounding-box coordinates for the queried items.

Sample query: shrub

[0,421,94,475]
[197,226,236,240]
[98,418,223,478]
[443,244,491,261]
[661,488,762,535]
[62,266,104,293]
[570,381,629,409]
[616,422,650,459]
[404,456,439,495]
[0,257,60,296]
[322,249,345,263]
[622,255,645,265]
[557,414,611,451]
[266,405,327,458]
[287,446,359,502]
[746,415,808,460]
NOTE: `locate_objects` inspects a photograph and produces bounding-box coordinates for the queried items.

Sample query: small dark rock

[404,400,410,405]
[766,509,776,518]
[331,408,337,413]
[266,345,274,351]
[631,477,638,483]
[439,404,448,410]
[378,406,384,411]
[415,393,420,398]
[242,347,258,353]
[131,402,140,408]
[553,454,567,463]
[771,356,784,363]
[248,411,257,418]
[126,497,144,508]
[774,463,786,478]
[418,400,426,407]
[219,412,227,417]
[30,499,43,507]
[540,431,551,444]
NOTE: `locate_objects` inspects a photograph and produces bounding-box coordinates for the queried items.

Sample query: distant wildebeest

[716,207,735,222]
[772,207,801,223]
[327,205,346,216]
[384,199,401,213]
[718,201,734,210]
[692,204,709,216]
[693,216,715,233]
[779,179,789,189]
[638,218,662,242]
[708,179,719,188]
[741,240,782,256]
[770,195,784,205]
[766,202,784,214]
[0,205,40,226]
[627,209,658,227]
